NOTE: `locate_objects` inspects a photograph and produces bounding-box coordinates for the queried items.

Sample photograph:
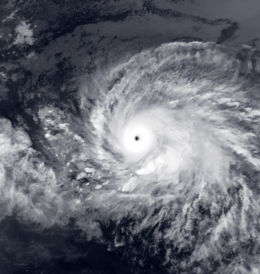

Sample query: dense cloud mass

[1,41,260,273]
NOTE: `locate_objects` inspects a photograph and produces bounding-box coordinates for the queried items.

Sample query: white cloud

[14,21,34,45]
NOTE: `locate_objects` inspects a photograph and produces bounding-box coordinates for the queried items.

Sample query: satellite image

[1,0,260,273]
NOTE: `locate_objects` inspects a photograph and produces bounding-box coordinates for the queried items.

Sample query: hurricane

[1,41,260,273]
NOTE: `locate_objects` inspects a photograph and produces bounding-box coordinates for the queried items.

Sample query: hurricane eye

[121,121,155,158]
